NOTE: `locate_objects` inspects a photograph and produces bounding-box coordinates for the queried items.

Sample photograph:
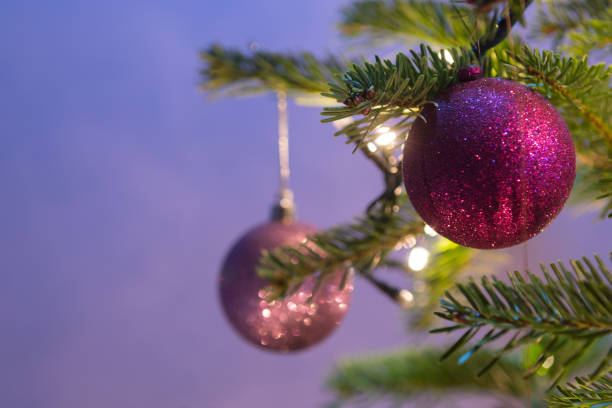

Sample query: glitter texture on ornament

[403,78,575,249]
[219,221,353,352]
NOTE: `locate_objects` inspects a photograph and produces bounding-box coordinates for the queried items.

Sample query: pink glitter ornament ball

[403,78,575,249]
[219,221,353,352]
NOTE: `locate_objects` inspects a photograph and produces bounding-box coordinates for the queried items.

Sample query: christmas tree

[201,1,612,406]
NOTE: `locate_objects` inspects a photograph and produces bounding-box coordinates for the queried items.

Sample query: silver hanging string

[277,91,290,195]
[271,90,295,221]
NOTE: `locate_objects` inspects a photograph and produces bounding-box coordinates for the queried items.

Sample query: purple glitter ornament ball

[403,78,575,249]
[219,221,353,352]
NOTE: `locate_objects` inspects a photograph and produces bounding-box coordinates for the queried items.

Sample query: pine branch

[500,46,612,150]
[322,43,611,155]
[533,0,611,51]
[548,374,612,407]
[199,45,406,208]
[433,253,612,384]
[338,0,474,47]
[256,195,425,299]
[200,45,344,96]
[199,45,409,183]
[565,8,612,56]
[321,45,479,150]
[326,347,531,406]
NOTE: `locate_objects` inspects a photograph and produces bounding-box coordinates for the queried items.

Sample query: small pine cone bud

[352,94,365,106]
[361,106,371,116]
[458,65,483,82]
[364,86,375,100]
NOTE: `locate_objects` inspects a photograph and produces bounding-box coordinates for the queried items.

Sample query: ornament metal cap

[458,65,483,82]
[270,189,295,222]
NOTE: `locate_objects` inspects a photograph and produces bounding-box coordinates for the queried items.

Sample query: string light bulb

[366,126,398,153]
[441,49,454,64]
[374,126,397,146]
[542,355,555,369]
[397,289,414,307]
[424,224,438,237]
[407,246,430,271]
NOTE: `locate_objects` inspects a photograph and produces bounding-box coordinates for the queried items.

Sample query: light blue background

[1,1,610,407]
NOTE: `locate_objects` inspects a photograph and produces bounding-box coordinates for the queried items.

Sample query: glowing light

[374,126,397,146]
[441,49,454,64]
[367,142,378,152]
[542,355,555,369]
[408,247,430,271]
[375,131,396,146]
[424,224,438,237]
[397,289,414,307]
[261,308,271,318]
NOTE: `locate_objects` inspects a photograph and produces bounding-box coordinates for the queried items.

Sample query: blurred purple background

[1,1,610,407]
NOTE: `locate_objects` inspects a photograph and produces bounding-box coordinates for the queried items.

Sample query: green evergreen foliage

[200,0,612,405]
[256,195,424,299]
[321,45,478,149]
[200,45,344,96]
[549,375,612,407]
[565,9,612,56]
[323,44,611,153]
[433,254,612,386]
[338,0,474,46]
[533,0,611,53]
[326,348,531,406]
